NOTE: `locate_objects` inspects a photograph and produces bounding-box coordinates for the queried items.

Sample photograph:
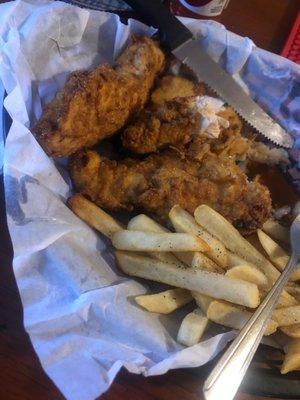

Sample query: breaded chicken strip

[70,149,272,234]
[122,96,200,154]
[122,76,206,154]
[34,37,165,156]
[122,92,247,155]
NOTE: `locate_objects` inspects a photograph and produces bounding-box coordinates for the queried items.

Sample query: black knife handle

[124,0,193,50]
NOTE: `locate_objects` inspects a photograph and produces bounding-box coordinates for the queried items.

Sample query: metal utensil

[203,214,300,400]
[124,0,293,148]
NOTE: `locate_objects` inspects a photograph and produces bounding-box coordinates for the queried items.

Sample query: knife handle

[124,0,193,50]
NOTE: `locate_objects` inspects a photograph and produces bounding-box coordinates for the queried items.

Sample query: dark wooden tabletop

[0,0,299,399]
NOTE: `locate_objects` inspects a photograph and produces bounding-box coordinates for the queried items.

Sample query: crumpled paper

[1,1,299,399]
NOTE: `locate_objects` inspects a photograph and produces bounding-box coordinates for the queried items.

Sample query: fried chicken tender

[34,37,165,157]
[122,96,200,154]
[70,149,272,234]
[122,76,207,154]
[122,90,250,156]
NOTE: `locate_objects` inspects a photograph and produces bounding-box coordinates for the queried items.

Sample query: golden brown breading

[34,37,165,157]
[122,76,207,154]
[122,94,251,157]
[150,75,205,106]
[70,149,272,234]
[122,96,199,154]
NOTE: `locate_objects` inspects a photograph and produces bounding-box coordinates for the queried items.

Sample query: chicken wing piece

[34,36,165,157]
[70,149,272,234]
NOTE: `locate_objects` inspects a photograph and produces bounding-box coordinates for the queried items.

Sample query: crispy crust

[70,149,272,234]
[33,37,165,156]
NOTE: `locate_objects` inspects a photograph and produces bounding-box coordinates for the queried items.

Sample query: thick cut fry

[285,284,300,301]
[227,252,261,273]
[128,214,217,270]
[281,339,300,374]
[207,301,278,336]
[174,252,194,266]
[194,205,297,306]
[135,289,192,314]
[127,214,179,264]
[246,234,266,254]
[262,219,289,244]
[112,230,210,252]
[169,205,227,267]
[257,229,288,270]
[226,265,268,288]
[273,305,300,327]
[227,252,251,268]
[260,289,295,309]
[148,251,180,265]
[194,205,277,281]
[128,214,168,233]
[257,229,300,282]
[68,194,123,239]
[176,252,223,273]
[281,324,300,338]
[192,292,213,313]
[177,309,209,346]
[116,251,260,308]
[191,252,224,273]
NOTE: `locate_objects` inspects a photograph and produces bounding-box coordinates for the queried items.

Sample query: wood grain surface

[0,0,299,399]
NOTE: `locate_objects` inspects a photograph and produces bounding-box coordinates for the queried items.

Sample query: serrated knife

[124,0,293,148]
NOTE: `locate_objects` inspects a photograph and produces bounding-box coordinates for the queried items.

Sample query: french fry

[174,252,194,266]
[146,250,180,265]
[194,205,277,281]
[225,265,268,288]
[190,252,224,273]
[112,230,210,252]
[262,219,289,245]
[128,214,221,272]
[227,252,267,279]
[273,305,300,327]
[281,339,300,374]
[257,229,288,270]
[285,284,300,302]
[68,194,123,239]
[246,234,267,254]
[280,324,300,339]
[135,289,192,314]
[176,252,224,273]
[169,205,227,267]
[260,289,296,309]
[194,205,297,306]
[128,214,168,233]
[127,214,179,264]
[257,229,300,282]
[115,251,260,308]
[207,301,278,336]
[177,309,209,346]
[227,252,249,268]
[191,292,213,313]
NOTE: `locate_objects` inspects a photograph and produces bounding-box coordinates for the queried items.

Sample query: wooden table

[0,0,299,399]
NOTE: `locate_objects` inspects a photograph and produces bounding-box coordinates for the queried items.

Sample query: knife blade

[124,0,293,148]
[173,39,293,148]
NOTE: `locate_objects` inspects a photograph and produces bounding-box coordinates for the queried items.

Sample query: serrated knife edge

[173,39,294,149]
